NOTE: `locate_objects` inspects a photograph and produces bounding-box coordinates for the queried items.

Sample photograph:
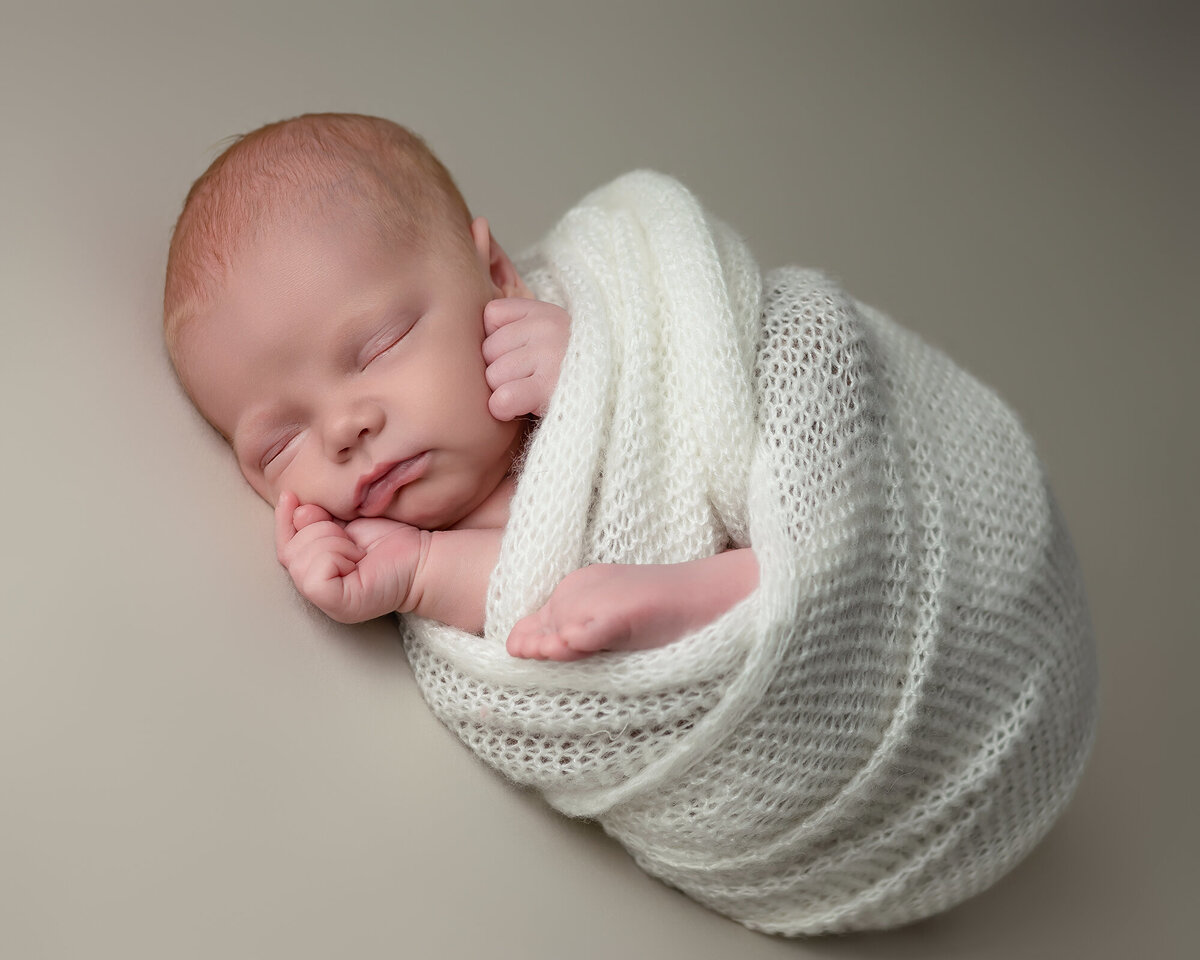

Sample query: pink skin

[183,205,758,656]
[274,490,426,624]
[504,550,760,661]
[482,296,569,422]
[183,213,536,533]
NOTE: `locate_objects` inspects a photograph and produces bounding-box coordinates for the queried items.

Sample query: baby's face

[181,212,527,529]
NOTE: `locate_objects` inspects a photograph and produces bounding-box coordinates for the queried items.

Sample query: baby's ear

[471,216,531,299]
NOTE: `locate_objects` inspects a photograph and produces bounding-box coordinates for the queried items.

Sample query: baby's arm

[506,548,760,661]
[275,492,501,633]
[277,485,756,654]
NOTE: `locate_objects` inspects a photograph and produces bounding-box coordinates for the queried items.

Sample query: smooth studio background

[2,3,1195,958]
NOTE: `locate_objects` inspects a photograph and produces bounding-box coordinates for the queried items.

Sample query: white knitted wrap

[402,172,1097,934]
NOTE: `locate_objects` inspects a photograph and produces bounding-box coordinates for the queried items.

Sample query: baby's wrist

[397,529,435,616]
[402,527,502,634]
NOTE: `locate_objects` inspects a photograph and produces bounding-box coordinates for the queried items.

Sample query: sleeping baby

[165,113,1097,935]
[164,112,755,662]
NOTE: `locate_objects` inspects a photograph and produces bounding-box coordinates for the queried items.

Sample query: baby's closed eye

[362,333,403,367]
[359,318,418,369]
[259,428,303,472]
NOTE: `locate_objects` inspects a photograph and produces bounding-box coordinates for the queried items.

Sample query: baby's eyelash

[261,433,297,470]
[361,318,418,368]
[363,335,402,367]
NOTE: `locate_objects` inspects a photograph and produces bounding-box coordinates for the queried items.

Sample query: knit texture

[402,172,1097,934]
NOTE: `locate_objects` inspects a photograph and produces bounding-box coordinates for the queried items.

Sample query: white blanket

[402,172,1097,934]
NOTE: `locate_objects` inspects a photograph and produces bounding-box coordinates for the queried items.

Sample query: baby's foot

[505,562,704,661]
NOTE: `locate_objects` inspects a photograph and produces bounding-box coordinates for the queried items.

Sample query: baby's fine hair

[163,113,471,360]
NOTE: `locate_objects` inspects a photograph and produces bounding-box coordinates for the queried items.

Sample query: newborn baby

[165,112,1096,935]
[164,113,756,660]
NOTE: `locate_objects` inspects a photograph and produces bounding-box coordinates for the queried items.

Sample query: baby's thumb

[293,502,338,529]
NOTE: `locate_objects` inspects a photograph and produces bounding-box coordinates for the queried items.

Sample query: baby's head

[165,113,530,529]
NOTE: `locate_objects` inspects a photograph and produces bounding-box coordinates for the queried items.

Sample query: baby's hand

[482,298,570,420]
[274,491,427,624]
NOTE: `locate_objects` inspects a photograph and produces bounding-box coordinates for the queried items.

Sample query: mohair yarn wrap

[402,172,1097,934]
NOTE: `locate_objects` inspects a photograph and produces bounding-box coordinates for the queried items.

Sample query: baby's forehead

[177,217,469,405]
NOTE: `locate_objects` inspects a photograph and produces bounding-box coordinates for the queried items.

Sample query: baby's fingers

[482,297,536,340]
[302,541,361,584]
[275,491,300,558]
[276,492,346,560]
[488,376,545,422]
[483,343,535,391]
[278,521,363,576]
[294,543,366,619]
[293,502,337,529]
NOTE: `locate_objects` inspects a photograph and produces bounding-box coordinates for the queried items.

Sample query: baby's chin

[378,491,465,531]
[385,502,466,531]
[383,478,501,531]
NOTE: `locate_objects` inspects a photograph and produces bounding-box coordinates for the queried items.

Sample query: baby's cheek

[236,463,275,507]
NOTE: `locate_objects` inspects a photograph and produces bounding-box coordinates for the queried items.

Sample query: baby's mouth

[355,453,429,516]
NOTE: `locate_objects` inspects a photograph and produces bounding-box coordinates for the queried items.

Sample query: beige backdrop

[2,2,1195,958]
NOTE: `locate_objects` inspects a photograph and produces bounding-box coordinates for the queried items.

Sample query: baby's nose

[335,426,370,457]
[326,404,384,459]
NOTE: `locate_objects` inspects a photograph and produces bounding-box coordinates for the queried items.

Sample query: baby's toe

[506,618,547,659]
